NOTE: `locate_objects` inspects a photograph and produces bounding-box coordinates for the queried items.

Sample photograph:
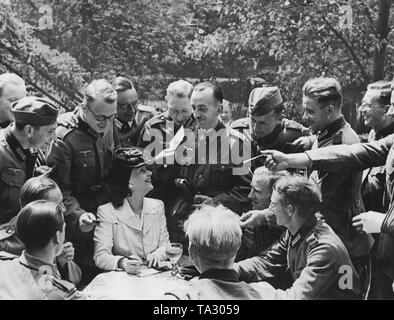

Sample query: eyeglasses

[86,104,116,122]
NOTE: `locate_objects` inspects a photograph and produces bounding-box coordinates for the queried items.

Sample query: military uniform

[137,112,198,209]
[305,134,394,299]
[308,117,372,261]
[47,116,114,284]
[232,117,311,168]
[0,97,59,224]
[0,127,37,224]
[236,214,361,300]
[231,87,310,259]
[168,121,252,251]
[361,122,394,213]
[0,251,86,300]
[112,105,156,148]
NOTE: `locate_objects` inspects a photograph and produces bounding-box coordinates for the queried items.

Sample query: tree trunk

[373,0,391,81]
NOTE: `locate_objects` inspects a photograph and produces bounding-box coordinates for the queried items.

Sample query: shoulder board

[0,226,15,241]
[138,105,156,114]
[56,126,74,141]
[51,276,77,294]
[146,113,168,127]
[332,131,343,145]
[229,128,246,142]
[231,118,250,129]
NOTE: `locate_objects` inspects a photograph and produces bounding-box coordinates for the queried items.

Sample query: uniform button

[198,174,203,179]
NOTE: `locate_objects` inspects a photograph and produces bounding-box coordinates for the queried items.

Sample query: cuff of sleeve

[304,151,315,170]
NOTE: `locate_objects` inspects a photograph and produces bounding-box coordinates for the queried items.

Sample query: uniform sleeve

[212,135,252,214]
[305,135,394,173]
[235,231,289,283]
[47,138,86,236]
[151,201,170,261]
[137,123,153,149]
[93,206,124,271]
[260,243,347,300]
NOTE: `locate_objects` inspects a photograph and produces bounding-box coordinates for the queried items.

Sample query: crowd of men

[0,71,393,300]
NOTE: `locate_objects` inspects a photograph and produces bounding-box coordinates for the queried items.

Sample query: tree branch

[320,14,370,84]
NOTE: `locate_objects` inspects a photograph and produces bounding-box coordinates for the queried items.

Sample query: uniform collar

[290,214,317,248]
[19,251,57,274]
[317,116,346,142]
[375,122,394,140]
[78,117,100,140]
[4,127,33,162]
[199,269,239,283]
[115,117,134,130]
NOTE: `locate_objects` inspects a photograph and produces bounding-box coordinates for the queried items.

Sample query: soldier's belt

[72,184,106,195]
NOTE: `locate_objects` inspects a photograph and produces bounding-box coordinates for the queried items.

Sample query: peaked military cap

[249,87,284,117]
[12,97,59,126]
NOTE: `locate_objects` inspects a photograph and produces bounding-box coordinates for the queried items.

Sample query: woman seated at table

[94,148,170,272]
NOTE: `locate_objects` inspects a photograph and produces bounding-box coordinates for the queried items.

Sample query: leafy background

[1,0,393,129]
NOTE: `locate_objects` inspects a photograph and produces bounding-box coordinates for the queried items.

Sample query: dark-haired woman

[94,148,169,272]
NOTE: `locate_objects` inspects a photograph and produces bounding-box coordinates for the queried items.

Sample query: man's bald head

[0,73,27,125]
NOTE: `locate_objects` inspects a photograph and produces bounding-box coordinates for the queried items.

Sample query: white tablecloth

[83,270,190,300]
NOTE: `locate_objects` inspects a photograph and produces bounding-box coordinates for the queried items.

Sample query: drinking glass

[165,243,183,277]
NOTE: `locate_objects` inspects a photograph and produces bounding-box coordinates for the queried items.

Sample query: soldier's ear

[327,104,335,114]
[384,104,391,114]
[24,125,34,139]
[217,103,223,115]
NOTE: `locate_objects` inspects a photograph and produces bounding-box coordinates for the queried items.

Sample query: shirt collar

[78,117,99,140]
[290,214,318,248]
[19,251,57,274]
[5,127,32,162]
[317,116,346,141]
[199,268,239,282]
[375,122,394,140]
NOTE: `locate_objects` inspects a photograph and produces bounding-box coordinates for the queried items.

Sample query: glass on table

[165,243,183,277]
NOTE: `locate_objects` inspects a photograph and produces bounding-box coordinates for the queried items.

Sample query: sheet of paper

[136,268,161,277]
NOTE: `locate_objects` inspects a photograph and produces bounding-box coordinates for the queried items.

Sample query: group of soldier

[0,70,393,300]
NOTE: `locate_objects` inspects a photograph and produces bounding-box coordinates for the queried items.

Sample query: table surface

[83,269,191,300]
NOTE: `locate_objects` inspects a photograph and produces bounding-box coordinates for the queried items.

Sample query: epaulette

[51,276,77,295]
[138,104,156,114]
[146,113,168,127]
[229,127,246,142]
[0,225,15,241]
[56,125,74,141]
[332,131,343,145]
[231,118,250,130]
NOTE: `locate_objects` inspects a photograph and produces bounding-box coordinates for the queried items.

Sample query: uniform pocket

[1,168,25,188]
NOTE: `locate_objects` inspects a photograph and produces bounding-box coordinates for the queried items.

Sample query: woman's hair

[109,148,145,209]
[17,200,64,251]
[20,175,59,207]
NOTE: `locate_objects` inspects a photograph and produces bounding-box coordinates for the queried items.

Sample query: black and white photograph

[0,0,393,305]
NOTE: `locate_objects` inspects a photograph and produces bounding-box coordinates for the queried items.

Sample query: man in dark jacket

[359,81,394,213]
[167,82,252,252]
[231,87,311,169]
[47,79,117,284]
[235,175,361,300]
[299,78,372,286]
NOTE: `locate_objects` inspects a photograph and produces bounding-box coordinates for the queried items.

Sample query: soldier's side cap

[114,147,146,169]
[249,87,284,117]
[12,97,59,126]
